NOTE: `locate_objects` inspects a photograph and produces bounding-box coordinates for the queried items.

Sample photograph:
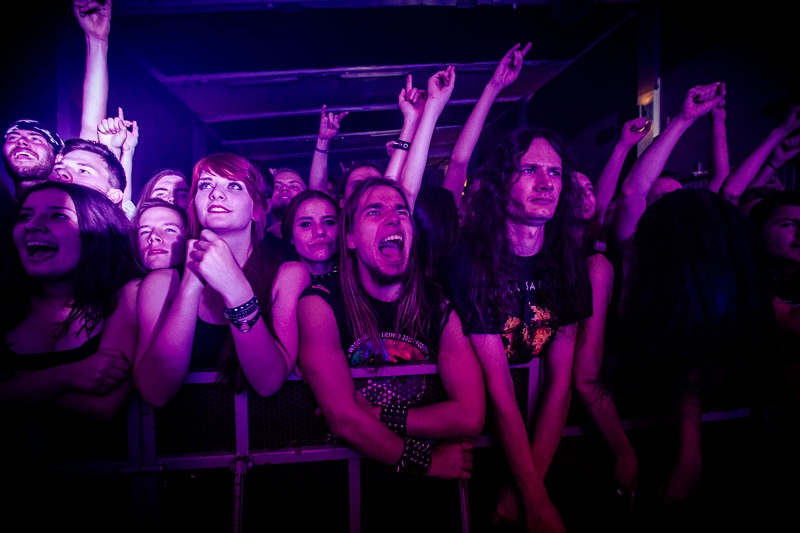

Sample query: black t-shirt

[442,242,585,365]
[299,278,450,408]
[300,279,448,367]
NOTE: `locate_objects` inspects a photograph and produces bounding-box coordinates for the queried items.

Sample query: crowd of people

[2,1,799,532]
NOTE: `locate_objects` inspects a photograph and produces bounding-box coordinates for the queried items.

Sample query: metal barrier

[134,359,539,533]
[25,357,751,533]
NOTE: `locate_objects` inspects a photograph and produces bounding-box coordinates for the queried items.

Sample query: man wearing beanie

[3,120,65,200]
[3,0,112,201]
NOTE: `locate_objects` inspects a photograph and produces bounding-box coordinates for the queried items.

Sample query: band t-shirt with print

[299,279,450,408]
[444,244,581,365]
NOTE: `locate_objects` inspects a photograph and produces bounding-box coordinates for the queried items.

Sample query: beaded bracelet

[223,296,259,322]
[380,404,408,436]
[231,310,262,333]
[395,437,432,475]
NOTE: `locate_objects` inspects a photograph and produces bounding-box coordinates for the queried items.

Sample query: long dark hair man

[443,128,591,532]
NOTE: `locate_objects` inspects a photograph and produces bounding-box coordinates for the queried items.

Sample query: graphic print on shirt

[347,332,430,366]
[503,276,558,365]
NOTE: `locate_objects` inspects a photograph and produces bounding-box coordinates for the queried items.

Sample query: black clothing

[442,242,588,365]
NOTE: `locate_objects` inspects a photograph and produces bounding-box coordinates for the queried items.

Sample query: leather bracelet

[223,296,259,321]
[766,161,779,172]
[391,140,411,151]
[231,310,262,333]
[395,437,431,475]
[380,404,408,436]
[315,147,330,154]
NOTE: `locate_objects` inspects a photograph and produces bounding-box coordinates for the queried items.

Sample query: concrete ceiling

[108,0,640,166]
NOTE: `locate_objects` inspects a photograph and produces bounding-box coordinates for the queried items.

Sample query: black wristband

[380,404,408,436]
[231,309,262,333]
[395,437,432,475]
[223,296,260,322]
[315,147,330,154]
[392,140,411,151]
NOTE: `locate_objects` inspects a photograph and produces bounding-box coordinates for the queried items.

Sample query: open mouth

[26,241,58,259]
[208,205,231,213]
[147,248,168,255]
[378,233,404,260]
[13,150,36,161]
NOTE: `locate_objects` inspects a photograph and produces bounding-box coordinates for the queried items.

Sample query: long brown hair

[460,128,590,328]
[339,177,446,363]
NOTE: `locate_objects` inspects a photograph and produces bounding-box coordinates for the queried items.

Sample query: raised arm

[587,117,651,245]
[97,107,136,213]
[399,66,456,211]
[705,88,730,193]
[97,109,127,161]
[384,75,426,180]
[309,105,349,193]
[442,42,531,207]
[720,103,800,205]
[611,82,725,247]
[747,131,800,193]
[74,0,111,141]
[121,119,139,205]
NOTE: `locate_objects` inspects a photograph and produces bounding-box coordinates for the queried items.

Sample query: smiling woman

[1,180,143,499]
[2,181,142,411]
[0,179,144,533]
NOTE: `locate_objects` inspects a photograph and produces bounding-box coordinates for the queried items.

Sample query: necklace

[311,264,339,282]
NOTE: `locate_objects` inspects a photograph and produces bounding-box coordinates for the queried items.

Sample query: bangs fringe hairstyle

[459,128,590,329]
[1,182,142,339]
[186,153,283,391]
[340,177,446,364]
[188,152,269,242]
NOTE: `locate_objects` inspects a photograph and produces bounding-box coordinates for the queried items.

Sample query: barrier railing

[26,357,750,533]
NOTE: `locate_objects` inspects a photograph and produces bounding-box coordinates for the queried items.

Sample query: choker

[311,264,339,282]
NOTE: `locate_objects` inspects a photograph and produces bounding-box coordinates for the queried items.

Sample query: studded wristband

[395,437,432,475]
[380,404,408,437]
[231,310,262,333]
[223,296,259,321]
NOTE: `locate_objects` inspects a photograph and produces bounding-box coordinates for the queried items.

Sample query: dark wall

[0,1,214,202]
[525,0,797,188]
[3,1,796,198]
